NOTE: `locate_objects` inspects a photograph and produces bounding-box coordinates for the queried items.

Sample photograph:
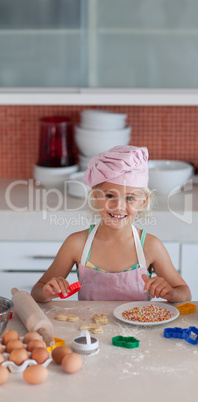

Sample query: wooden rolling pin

[11,288,55,346]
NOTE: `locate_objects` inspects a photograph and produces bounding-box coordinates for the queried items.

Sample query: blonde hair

[138,187,155,218]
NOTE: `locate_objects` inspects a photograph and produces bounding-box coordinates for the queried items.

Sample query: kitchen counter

[0,178,198,242]
[2,300,198,402]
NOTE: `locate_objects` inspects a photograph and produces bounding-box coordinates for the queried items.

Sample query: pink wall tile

[0,105,197,178]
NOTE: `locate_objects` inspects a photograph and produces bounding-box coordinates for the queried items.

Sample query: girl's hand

[43,277,70,300]
[142,274,174,300]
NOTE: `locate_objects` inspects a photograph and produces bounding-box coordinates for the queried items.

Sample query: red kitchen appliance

[38,116,76,168]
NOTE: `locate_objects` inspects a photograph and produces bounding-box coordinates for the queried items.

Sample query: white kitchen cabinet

[94,0,198,89]
[0,271,78,300]
[0,241,78,300]
[0,0,87,88]
[181,243,198,300]
[1,0,198,89]
[0,241,62,270]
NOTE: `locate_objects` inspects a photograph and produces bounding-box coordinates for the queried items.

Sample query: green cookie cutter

[112,335,140,349]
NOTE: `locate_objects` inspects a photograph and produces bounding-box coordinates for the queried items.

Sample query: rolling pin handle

[38,327,55,347]
[11,288,19,296]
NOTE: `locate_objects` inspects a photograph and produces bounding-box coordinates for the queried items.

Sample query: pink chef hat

[83,145,149,188]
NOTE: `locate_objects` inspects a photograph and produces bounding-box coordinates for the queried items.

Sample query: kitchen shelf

[1,88,198,105]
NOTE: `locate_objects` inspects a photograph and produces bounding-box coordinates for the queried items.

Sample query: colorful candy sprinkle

[122,304,173,323]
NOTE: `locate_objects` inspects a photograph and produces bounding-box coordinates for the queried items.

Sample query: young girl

[31,145,191,303]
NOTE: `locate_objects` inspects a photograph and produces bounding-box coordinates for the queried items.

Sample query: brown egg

[23,331,42,345]
[2,329,19,345]
[31,347,49,364]
[27,339,45,352]
[9,348,29,366]
[0,344,4,354]
[61,353,83,374]
[0,354,5,365]
[23,365,48,385]
[0,366,9,385]
[52,346,72,364]
[5,339,24,353]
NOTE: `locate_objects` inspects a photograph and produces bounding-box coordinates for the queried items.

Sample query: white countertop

[0,178,198,242]
[2,300,198,402]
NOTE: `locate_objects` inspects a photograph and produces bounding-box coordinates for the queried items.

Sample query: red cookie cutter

[58,281,81,299]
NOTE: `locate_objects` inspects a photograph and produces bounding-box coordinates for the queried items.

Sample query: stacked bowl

[75,109,131,171]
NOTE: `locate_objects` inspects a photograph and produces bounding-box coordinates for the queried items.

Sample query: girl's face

[93,182,148,228]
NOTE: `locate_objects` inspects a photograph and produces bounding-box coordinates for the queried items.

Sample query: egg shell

[6,339,24,353]
[2,329,19,345]
[31,347,50,364]
[0,344,4,354]
[27,339,45,352]
[0,353,6,365]
[23,331,42,344]
[9,348,29,366]
[61,353,83,374]
[0,366,9,385]
[23,365,48,385]
[52,346,72,364]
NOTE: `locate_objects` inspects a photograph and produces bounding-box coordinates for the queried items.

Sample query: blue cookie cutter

[164,326,198,345]
[164,327,189,339]
[112,335,140,349]
[185,326,198,345]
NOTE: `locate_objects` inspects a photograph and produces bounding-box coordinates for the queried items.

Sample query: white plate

[113,301,180,326]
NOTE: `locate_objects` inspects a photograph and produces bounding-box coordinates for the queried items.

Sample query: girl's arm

[31,231,86,302]
[142,235,191,302]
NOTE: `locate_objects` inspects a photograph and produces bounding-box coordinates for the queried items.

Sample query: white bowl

[81,109,127,130]
[68,172,91,198]
[75,124,131,139]
[75,126,131,157]
[148,160,194,194]
[33,164,78,188]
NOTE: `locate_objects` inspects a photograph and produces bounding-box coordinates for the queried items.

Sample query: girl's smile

[109,213,127,219]
[93,182,147,228]
[108,212,128,224]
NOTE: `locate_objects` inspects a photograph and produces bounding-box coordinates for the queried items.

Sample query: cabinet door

[181,244,198,301]
[0,241,62,270]
[0,0,88,87]
[1,0,198,88]
[0,271,78,300]
[93,0,198,88]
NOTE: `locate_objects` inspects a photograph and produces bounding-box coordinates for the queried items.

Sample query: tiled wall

[0,105,198,178]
